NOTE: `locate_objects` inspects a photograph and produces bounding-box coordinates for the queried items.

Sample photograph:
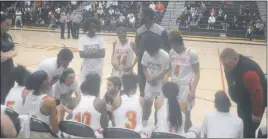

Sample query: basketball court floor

[9,29,267,128]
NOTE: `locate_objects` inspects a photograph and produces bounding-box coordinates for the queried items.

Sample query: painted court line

[217,48,226,93]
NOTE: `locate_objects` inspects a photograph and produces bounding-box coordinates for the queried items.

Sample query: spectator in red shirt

[210,8,215,16]
[155,1,164,16]
[220,48,267,138]
[246,21,254,40]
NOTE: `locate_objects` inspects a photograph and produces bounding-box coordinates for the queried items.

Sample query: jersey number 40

[75,112,92,126]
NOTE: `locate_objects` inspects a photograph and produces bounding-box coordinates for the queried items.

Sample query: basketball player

[141,34,170,127]
[202,91,243,138]
[104,76,122,127]
[109,74,143,133]
[52,68,81,119]
[5,65,30,114]
[168,29,200,131]
[23,70,60,135]
[71,73,108,138]
[111,23,137,77]
[78,17,105,83]
[154,82,187,135]
[35,48,74,86]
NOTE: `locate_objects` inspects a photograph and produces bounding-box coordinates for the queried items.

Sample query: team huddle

[1,16,202,138]
[3,7,266,138]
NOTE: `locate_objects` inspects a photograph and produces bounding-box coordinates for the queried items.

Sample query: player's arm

[161,30,170,52]
[98,99,109,128]
[22,88,32,105]
[153,54,170,81]
[189,50,200,100]
[43,97,59,134]
[130,40,138,67]
[73,81,81,103]
[111,41,119,69]
[141,52,152,82]
[242,71,264,119]
[78,38,105,59]
[191,62,200,93]
[79,49,105,59]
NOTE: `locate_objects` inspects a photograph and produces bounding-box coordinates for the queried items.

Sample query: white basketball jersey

[113,95,143,133]
[23,93,50,126]
[4,85,24,114]
[112,39,135,77]
[169,47,198,85]
[155,99,185,135]
[72,95,102,132]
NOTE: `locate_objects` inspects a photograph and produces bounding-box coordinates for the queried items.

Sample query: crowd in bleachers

[176,1,266,39]
[176,1,207,28]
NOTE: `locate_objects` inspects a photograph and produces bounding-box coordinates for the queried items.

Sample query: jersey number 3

[75,112,92,126]
[125,110,136,130]
[6,101,15,109]
[174,65,180,77]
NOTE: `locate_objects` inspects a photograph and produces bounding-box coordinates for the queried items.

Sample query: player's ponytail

[162,82,182,132]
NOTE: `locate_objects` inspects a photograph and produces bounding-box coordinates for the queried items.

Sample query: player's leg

[142,97,154,127]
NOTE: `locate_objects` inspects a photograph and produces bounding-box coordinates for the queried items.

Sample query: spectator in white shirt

[14,9,22,28]
[202,91,243,138]
[128,13,135,28]
[207,15,216,29]
[109,7,114,16]
[149,2,155,11]
[118,13,125,23]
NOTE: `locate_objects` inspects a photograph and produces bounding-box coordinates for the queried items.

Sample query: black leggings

[138,62,146,97]
[1,74,15,104]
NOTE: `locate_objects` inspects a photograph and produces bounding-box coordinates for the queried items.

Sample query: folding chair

[30,117,58,138]
[151,132,186,138]
[59,121,96,138]
[103,128,141,138]
[4,107,19,128]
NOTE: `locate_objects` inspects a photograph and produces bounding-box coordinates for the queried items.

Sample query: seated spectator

[231,16,238,29]
[149,2,155,11]
[207,15,216,29]
[217,8,223,21]
[222,14,228,30]
[210,8,215,16]
[155,1,164,16]
[202,91,243,138]
[239,5,244,16]
[127,13,135,28]
[114,8,120,17]
[245,21,254,40]
[118,13,125,23]
[254,19,264,35]
[108,7,114,16]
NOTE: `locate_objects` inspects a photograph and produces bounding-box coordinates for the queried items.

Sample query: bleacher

[196,1,265,39]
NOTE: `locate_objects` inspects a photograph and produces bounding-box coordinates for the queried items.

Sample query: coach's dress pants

[237,107,261,138]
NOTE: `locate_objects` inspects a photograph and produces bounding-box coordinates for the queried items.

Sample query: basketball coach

[220,48,267,138]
